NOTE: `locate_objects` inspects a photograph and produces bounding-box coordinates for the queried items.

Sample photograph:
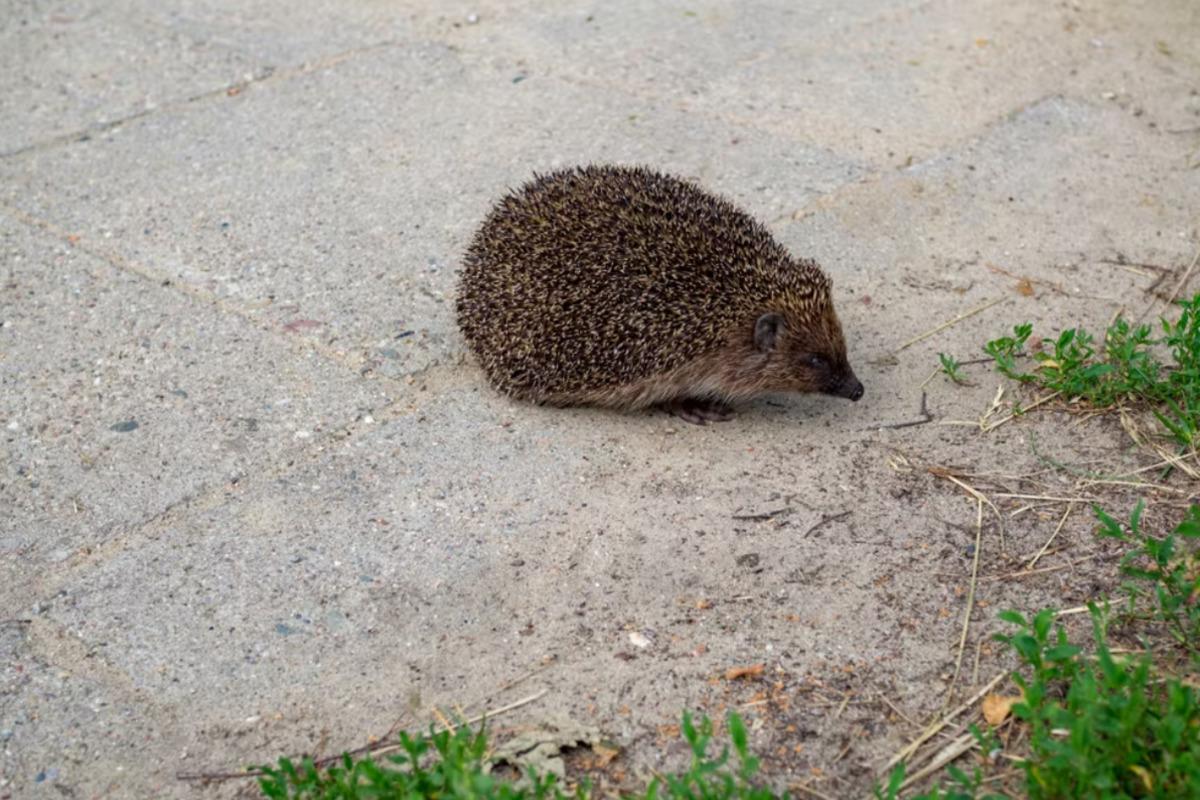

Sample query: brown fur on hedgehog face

[741,300,863,401]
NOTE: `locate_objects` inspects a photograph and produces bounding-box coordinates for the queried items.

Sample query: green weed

[938,353,970,386]
[984,294,1200,449]
[877,503,1200,800]
[994,601,1200,799]
[1096,501,1200,660]
[257,711,772,800]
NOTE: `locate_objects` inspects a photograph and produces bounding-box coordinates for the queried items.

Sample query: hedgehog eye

[804,353,828,370]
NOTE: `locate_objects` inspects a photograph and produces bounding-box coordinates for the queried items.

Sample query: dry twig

[1027,503,1074,569]
[177,690,548,783]
[896,298,1008,352]
[945,499,985,712]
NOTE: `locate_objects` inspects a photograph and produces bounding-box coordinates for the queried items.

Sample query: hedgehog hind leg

[659,397,736,425]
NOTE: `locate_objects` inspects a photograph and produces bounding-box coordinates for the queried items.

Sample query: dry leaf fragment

[724,663,765,681]
[590,742,620,767]
[1130,765,1153,792]
[981,693,1019,725]
[1016,278,1035,296]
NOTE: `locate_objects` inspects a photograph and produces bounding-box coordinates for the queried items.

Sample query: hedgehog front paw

[661,398,735,425]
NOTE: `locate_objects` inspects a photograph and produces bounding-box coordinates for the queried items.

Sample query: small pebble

[466,12,479,24]
[110,419,139,433]
[736,553,761,568]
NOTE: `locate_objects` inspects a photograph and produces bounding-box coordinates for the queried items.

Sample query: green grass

[981,293,1200,449]
[257,711,771,800]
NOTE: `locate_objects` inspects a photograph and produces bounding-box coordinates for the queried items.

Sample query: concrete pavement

[2,1,1198,796]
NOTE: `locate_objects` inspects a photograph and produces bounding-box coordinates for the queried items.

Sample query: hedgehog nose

[842,378,864,402]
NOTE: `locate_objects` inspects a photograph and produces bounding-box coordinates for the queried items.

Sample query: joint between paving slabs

[0,201,421,397]
[0,39,402,162]
[25,369,460,602]
[17,615,178,720]
[6,190,464,597]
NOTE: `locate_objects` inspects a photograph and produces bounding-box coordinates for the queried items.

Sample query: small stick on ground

[981,390,1061,433]
[883,670,1007,772]
[879,693,917,726]
[872,391,933,430]
[1136,242,1200,321]
[834,690,854,718]
[933,470,1006,550]
[732,506,793,521]
[431,705,457,733]
[944,499,984,711]
[895,297,1008,352]
[1027,502,1074,569]
[984,554,1103,581]
[802,510,852,538]
[177,690,548,783]
[1165,243,1200,304]
[899,731,978,791]
[791,781,838,800]
[993,492,1098,503]
[491,657,558,696]
[971,638,984,687]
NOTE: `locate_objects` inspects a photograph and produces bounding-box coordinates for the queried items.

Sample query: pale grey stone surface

[2,1,1197,797]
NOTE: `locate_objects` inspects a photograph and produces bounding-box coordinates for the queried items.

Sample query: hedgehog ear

[753,313,784,352]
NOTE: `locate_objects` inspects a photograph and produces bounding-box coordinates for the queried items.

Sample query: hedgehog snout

[833,372,864,402]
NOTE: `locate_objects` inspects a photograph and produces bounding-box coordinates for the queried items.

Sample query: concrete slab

[2,1,1198,797]
[39,372,1085,794]
[0,42,866,382]
[437,0,1200,167]
[0,0,444,156]
[0,213,390,611]
[0,619,181,797]
[0,2,256,156]
[779,95,1198,371]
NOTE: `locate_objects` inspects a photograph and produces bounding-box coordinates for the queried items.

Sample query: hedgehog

[455,164,863,424]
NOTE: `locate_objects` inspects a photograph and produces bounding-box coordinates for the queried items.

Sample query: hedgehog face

[752,309,863,401]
